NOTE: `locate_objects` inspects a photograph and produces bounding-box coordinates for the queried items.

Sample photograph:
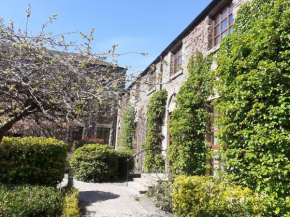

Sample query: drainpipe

[159,56,163,90]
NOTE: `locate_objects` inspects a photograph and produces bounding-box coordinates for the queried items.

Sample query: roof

[127,0,224,90]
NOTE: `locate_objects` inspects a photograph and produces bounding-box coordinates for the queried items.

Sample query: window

[212,3,234,46]
[96,127,110,144]
[171,46,182,75]
[209,105,223,176]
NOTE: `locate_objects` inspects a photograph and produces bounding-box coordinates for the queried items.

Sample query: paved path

[61,177,174,217]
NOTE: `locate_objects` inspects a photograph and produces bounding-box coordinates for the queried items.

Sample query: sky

[0,0,212,76]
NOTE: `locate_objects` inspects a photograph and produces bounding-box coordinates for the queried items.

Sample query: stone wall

[116,0,248,173]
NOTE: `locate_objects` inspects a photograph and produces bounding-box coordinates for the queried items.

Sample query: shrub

[71,138,105,151]
[0,184,63,217]
[0,136,68,186]
[62,187,81,217]
[116,150,134,178]
[172,176,267,217]
[70,144,118,182]
[147,180,173,213]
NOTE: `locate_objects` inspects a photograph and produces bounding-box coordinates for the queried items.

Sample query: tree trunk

[0,105,37,141]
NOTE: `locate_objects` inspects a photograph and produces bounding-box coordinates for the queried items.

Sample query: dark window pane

[214,25,220,36]
[230,26,233,34]
[229,14,234,25]
[222,19,228,31]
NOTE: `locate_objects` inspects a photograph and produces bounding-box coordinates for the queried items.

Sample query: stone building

[115,0,249,173]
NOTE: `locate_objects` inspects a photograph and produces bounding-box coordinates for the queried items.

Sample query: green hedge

[71,138,105,151]
[0,184,63,217]
[70,144,118,182]
[116,150,134,178]
[62,187,81,217]
[172,176,266,217]
[0,137,68,186]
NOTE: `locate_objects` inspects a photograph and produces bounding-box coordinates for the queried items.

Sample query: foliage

[0,136,67,186]
[169,53,213,175]
[215,0,290,215]
[0,184,63,217]
[172,175,267,217]
[71,138,105,151]
[62,187,81,217]
[70,144,118,182]
[120,105,136,150]
[0,7,127,141]
[116,150,134,178]
[147,180,173,213]
[143,89,167,172]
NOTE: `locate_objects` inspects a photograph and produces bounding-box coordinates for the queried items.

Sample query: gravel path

[61,177,174,217]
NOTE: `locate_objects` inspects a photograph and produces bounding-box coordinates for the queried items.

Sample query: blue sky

[0,0,212,75]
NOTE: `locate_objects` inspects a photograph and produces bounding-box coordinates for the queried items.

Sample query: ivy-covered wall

[143,89,168,172]
[215,0,290,215]
[120,105,135,150]
[169,53,213,175]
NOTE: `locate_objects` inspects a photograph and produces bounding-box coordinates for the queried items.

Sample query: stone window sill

[147,88,156,96]
[207,44,220,55]
[169,70,183,81]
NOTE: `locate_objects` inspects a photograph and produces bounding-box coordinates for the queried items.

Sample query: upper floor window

[213,3,234,46]
[171,46,182,75]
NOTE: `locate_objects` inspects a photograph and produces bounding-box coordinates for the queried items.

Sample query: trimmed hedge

[71,138,105,152]
[172,176,267,217]
[70,144,118,182]
[0,137,68,186]
[62,187,81,217]
[0,184,63,217]
[116,150,134,178]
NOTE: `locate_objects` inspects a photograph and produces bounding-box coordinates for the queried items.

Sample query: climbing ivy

[120,105,136,150]
[143,89,167,172]
[215,0,290,215]
[169,53,213,175]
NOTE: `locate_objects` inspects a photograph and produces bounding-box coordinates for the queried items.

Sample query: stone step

[133,177,157,188]
[141,173,167,182]
[127,182,147,195]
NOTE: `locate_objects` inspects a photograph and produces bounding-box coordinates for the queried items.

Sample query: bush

[147,180,173,213]
[0,184,63,217]
[62,187,81,217]
[116,150,134,178]
[71,138,105,152]
[70,144,118,182]
[172,176,267,217]
[0,137,68,186]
